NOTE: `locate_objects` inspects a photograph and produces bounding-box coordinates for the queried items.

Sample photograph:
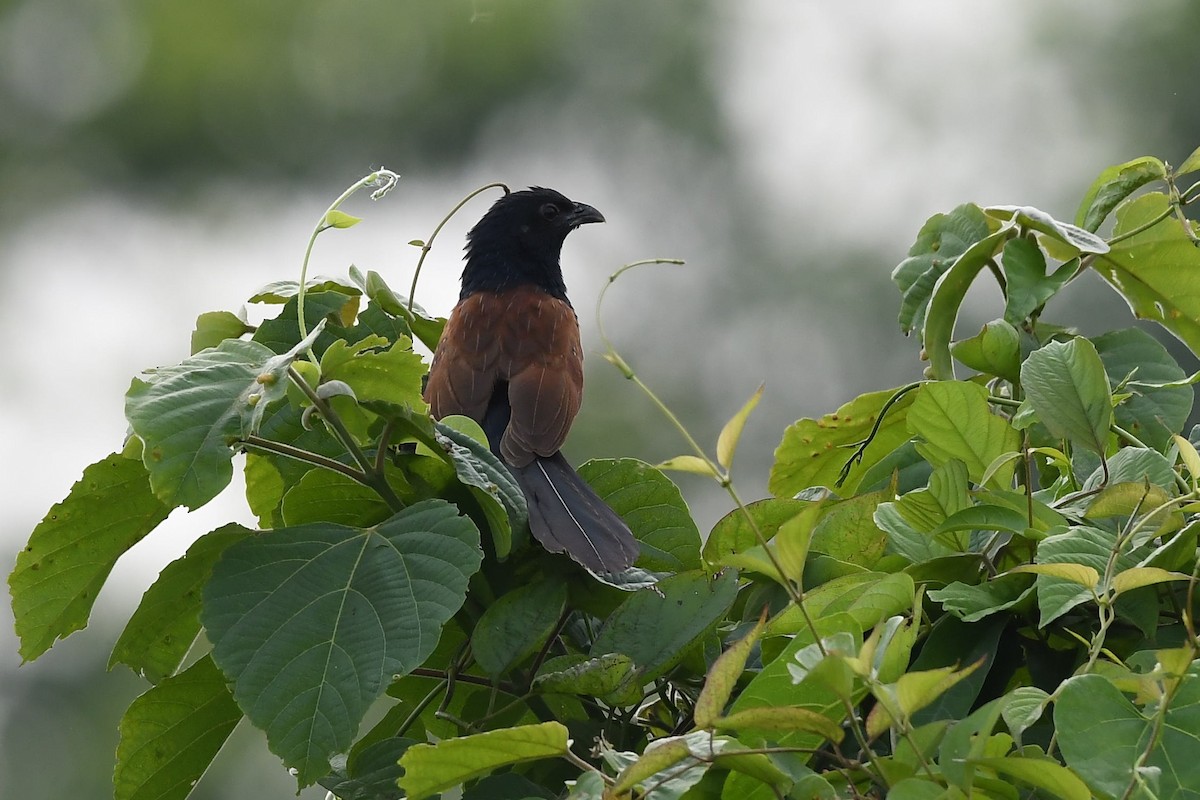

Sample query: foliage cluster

[10,146,1200,800]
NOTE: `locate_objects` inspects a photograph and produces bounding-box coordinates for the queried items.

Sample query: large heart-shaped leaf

[202,500,482,785]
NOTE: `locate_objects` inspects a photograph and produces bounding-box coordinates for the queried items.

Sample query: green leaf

[694,611,767,728]
[321,337,428,414]
[938,698,1005,790]
[657,455,719,476]
[252,291,355,355]
[933,504,1032,540]
[1011,562,1099,588]
[907,381,1021,486]
[951,318,1021,383]
[887,779,948,800]
[113,655,243,800]
[612,739,694,795]
[1075,156,1167,231]
[1055,674,1153,798]
[349,267,447,353]
[109,524,252,683]
[1021,338,1113,455]
[712,706,844,743]
[324,209,362,228]
[717,383,764,471]
[319,737,414,800]
[190,310,251,354]
[397,722,569,800]
[1030,524,1151,625]
[1096,192,1200,355]
[534,653,635,697]
[867,661,982,738]
[1085,447,1176,495]
[248,276,361,304]
[986,205,1110,254]
[1110,566,1190,595]
[1094,327,1193,451]
[433,421,527,559]
[766,572,913,642]
[929,573,1034,622]
[1002,686,1050,747]
[591,570,739,694]
[1178,145,1200,177]
[201,500,482,785]
[577,458,701,572]
[770,385,920,497]
[892,203,994,334]
[471,578,567,676]
[279,469,393,527]
[10,452,171,662]
[808,489,890,568]
[972,756,1091,800]
[1001,237,1076,325]
[730,613,863,748]
[923,227,1013,380]
[126,333,318,509]
[703,498,809,569]
[909,615,1005,727]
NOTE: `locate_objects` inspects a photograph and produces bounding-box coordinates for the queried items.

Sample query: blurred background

[3,0,1199,796]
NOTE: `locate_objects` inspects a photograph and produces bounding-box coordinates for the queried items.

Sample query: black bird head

[461,187,604,301]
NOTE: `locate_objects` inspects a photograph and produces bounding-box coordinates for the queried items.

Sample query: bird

[423,187,640,574]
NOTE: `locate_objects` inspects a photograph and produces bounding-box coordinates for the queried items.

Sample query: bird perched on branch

[424,187,639,573]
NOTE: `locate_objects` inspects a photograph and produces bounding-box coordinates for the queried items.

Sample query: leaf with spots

[771,385,921,498]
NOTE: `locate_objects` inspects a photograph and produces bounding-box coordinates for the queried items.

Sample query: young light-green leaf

[10,452,171,662]
[717,383,764,471]
[323,209,362,229]
[1020,338,1113,455]
[113,655,242,800]
[201,500,482,785]
[693,610,767,728]
[971,756,1091,800]
[397,722,570,800]
[190,310,251,354]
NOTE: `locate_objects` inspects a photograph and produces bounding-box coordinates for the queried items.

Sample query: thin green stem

[297,169,400,361]
[395,680,448,739]
[407,182,510,315]
[287,365,405,511]
[238,435,364,482]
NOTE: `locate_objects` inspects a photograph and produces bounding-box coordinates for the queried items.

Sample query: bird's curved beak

[568,202,605,227]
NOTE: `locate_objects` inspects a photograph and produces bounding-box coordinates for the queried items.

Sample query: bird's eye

[540,203,560,220]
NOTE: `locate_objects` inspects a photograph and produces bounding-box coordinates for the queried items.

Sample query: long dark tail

[483,387,638,573]
[512,453,639,573]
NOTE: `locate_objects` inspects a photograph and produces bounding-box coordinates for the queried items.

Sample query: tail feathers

[513,452,639,574]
